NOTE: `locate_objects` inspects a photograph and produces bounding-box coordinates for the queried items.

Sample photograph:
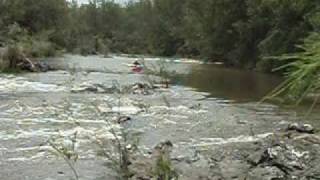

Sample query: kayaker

[131,60,143,73]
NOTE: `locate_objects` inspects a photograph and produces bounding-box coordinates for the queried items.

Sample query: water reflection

[173,63,320,127]
[174,64,283,102]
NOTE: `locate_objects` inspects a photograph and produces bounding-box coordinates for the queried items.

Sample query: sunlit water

[0,55,319,179]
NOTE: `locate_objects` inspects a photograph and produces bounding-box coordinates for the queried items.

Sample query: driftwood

[17,53,37,72]
[1,45,51,72]
[0,47,37,71]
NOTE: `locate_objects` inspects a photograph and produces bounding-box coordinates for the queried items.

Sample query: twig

[49,141,79,180]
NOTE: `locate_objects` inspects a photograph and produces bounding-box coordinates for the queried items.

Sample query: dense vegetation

[0,0,319,73]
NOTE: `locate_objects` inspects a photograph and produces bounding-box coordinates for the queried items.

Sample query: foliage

[49,132,79,180]
[141,58,174,88]
[266,32,320,104]
[264,8,320,105]
[1,0,320,72]
[92,83,137,180]
[0,23,57,71]
[152,141,178,180]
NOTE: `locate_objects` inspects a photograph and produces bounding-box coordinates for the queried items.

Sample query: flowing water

[0,55,319,179]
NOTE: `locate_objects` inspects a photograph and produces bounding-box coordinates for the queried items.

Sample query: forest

[0,0,319,72]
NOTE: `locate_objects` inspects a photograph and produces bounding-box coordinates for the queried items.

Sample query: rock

[204,132,320,180]
[71,83,120,94]
[237,120,248,125]
[131,83,149,95]
[189,103,201,110]
[122,83,154,95]
[245,142,310,175]
[265,144,307,171]
[35,61,50,72]
[71,83,98,93]
[304,164,320,180]
[219,159,250,180]
[117,116,131,124]
[293,134,320,144]
[154,140,173,152]
[94,83,120,93]
[288,123,299,130]
[247,166,286,180]
[287,123,315,134]
[298,124,314,134]
[57,171,64,175]
[247,150,264,165]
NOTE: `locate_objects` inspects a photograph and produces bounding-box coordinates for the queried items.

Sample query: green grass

[264,32,320,105]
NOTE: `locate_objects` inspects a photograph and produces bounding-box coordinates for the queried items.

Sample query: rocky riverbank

[123,121,319,180]
[0,55,319,180]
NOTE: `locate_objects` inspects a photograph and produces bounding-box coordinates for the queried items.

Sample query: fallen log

[17,53,37,72]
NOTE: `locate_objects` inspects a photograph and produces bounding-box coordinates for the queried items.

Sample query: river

[0,55,319,179]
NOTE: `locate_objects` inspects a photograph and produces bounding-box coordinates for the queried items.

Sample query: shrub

[265,32,320,104]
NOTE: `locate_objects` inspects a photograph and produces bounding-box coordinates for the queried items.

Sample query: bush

[0,45,23,72]
[266,32,320,104]
[27,39,57,57]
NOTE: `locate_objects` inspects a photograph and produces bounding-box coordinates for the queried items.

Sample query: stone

[237,120,248,125]
[298,124,314,134]
[219,159,250,180]
[288,123,299,131]
[154,140,173,152]
[287,123,315,134]
[94,83,120,93]
[71,82,121,94]
[71,84,98,93]
[257,143,308,173]
[247,166,286,180]
[247,150,264,165]
[35,61,51,72]
[117,116,131,124]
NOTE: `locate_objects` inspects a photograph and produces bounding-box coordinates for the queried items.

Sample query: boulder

[247,150,265,165]
[117,116,131,124]
[35,61,51,72]
[93,83,120,93]
[259,144,308,172]
[219,159,250,179]
[71,83,120,94]
[287,123,315,134]
[123,83,154,95]
[71,83,98,93]
[247,166,286,180]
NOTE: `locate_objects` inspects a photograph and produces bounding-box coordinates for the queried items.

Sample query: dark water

[174,64,283,102]
[173,63,320,127]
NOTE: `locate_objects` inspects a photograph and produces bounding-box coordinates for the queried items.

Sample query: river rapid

[0,55,319,180]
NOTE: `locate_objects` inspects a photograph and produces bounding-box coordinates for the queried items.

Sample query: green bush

[266,32,320,104]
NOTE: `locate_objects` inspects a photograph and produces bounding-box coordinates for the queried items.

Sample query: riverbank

[0,55,319,179]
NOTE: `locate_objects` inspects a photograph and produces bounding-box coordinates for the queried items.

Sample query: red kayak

[132,66,143,73]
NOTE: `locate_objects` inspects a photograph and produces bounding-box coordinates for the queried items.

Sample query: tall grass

[264,33,320,107]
